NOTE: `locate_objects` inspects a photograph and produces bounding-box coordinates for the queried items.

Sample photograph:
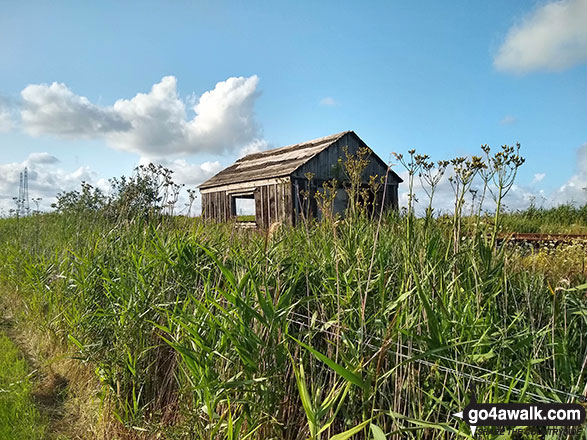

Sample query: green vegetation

[236,214,256,222]
[0,145,586,439]
[0,332,47,440]
[500,202,587,234]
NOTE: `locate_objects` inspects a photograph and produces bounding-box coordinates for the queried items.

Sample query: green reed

[0,147,586,439]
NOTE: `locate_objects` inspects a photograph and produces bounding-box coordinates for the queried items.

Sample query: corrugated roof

[199,131,350,189]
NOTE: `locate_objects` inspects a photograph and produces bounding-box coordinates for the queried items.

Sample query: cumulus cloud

[163,159,223,215]
[138,156,222,186]
[18,75,264,156]
[556,143,587,203]
[185,76,262,155]
[494,0,587,74]
[21,82,130,137]
[0,151,224,216]
[238,138,270,158]
[136,156,223,215]
[397,144,587,214]
[26,152,60,164]
[168,159,222,186]
[0,153,100,215]
[397,168,465,216]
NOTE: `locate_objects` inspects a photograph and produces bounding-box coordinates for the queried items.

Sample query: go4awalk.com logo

[453,389,586,437]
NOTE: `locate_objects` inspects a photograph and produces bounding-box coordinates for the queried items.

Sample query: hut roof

[199,131,349,189]
[199,130,402,189]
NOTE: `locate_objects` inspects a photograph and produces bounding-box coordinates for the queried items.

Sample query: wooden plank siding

[203,182,293,227]
[254,182,292,228]
[202,190,230,222]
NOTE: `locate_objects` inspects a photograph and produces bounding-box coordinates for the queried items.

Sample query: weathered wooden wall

[202,181,293,227]
[290,181,398,223]
[254,181,292,228]
[292,132,392,182]
[202,190,231,222]
[203,179,397,226]
[288,132,400,223]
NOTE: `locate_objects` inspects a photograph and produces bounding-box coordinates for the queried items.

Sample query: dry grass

[0,289,118,440]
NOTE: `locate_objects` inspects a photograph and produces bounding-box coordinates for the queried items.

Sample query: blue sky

[1,0,586,214]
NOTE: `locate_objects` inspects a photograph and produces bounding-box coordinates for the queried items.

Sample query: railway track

[498,232,587,245]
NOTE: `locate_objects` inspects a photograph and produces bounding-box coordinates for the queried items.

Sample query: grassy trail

[0,326,47,439]
[0,316,69,440]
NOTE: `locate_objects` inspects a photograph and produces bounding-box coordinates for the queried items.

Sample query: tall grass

[1,209,585,439]
[0,148,586,438]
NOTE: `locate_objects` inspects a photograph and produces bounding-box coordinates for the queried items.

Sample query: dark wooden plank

[283,183,287,222]
[219,191,223,221]
[284,182,292,225]
[273,184,278,222]
[224,191,228,221]
[260,186,265,227]
[266,185,271,226]
[254,188,262,227]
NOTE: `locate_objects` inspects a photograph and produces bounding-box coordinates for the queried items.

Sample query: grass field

[0,149,586,439]
[1,209,586,439]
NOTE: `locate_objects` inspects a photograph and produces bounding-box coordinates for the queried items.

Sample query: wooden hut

[199,131,402,227]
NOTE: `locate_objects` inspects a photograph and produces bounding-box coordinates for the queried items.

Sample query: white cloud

[397,164,546,215]
[185,76,262,155]
[238,138,270,158]
[18,75,264,156]
[319,97,337,106]
[26,152,60,165]
[500,115,517,125]
[494,0,587,74]
[137,156,223,215]
[500,184,545,211]
[555,143,587,203]
[138,156,222,187]
[21,82,130,137]
[0,153,101,215]
[106,76,189,154]
[397,168,461,216]
[0,151,223,216]
[532,172,546,183]
[397,144,587,215]
[169,159,225,215]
